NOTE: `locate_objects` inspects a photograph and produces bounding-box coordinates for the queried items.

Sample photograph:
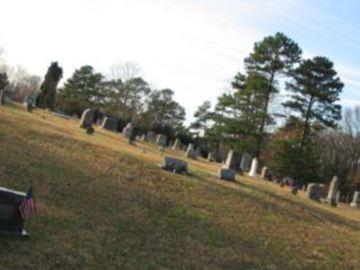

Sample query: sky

[0,0,359,123]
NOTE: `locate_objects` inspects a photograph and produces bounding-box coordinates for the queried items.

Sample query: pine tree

[191,101,212,133]
[57,65,104,115]
[211,72,269,153]
[244,33,302,157]
[283,56,344,154]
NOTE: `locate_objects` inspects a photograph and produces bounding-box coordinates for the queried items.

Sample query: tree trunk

[255,71,275,157]
[299,96,314,157]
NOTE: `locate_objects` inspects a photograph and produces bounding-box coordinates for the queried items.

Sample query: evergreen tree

[36,62,63,110]
[244,33,302,156]
[190,101,212,133]
[268,118,321,185]
[211,71,270,153]
[141,89,185,137]
[57,65,104,115]
[283,56,344,154]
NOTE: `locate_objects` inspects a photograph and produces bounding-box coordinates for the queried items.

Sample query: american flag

[20,187,37,220]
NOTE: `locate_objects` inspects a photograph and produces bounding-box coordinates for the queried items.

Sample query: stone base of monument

[161,157,188,174]
[218,169,236,181]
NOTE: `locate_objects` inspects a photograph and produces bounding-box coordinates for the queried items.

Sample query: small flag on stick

[20,187,36,220]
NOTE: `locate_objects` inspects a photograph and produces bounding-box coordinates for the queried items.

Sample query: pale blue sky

[0,0,359,121]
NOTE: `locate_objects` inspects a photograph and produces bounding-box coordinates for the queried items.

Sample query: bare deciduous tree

[109,62,142,82]
[316,107,360,194]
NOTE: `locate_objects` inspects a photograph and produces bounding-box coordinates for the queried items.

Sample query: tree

[109,62,142,82]
[190,101,212,133]
[245,32,302,157]
[314,107,360,194]
[6,67,41,102]
[210,71,270,154]
[105,77,151,121]
[36,62,63,110]
[140,89,185,137]
[268,118,321,185]
[57,65,104,116]
[0,72,8,90]
[283,56,344,157]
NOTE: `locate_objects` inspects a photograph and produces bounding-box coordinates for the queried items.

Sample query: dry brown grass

[0,103,360,270]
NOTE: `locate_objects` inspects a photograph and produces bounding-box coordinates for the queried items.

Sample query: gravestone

[156,134,167,146]
[123,123,133,138]
[350,191,360,208]
[24,102,34,112]
[0,187,27,235]
[336,191,341,205]
[24,94,36,112]
[249,158,259,177]
[326,176,339,207]
[218,168,236,181]
[240,153,252,172]
[223,150,241,170]
[141,134,147,142]
[207,152,215,162]
[261,167,268,180]
[172,139,181,150]
[282,177,295,186]
[305,183,327,201]
[162,157,188,174]
[146,131,156,143]
[185,148,198,159]
[101,117,119,132]
[305,184,320,200]
[80,109,94,128]
[187,144,194,151]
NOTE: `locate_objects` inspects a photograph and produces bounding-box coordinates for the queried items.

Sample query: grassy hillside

[0,103,360,270]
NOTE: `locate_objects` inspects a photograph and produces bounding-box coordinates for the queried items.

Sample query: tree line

[0,33,359,197]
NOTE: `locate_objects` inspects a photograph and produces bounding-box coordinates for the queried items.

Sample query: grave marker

[240,153,252,172]
[101,117,119,132]
[0,187,27,236]
[162,157,188,174]
[326,176,339,207]
[156,134,167,146]
[80,109,94,128]
[223,150,241,170]
[218,168,236,181]
[350,191,360,208]
[249,158,259,177]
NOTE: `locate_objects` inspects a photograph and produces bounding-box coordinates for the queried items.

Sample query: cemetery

[0,7,360,267]
[0,103,359,269]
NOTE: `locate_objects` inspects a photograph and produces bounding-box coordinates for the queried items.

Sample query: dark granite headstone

[0,187,27,235]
